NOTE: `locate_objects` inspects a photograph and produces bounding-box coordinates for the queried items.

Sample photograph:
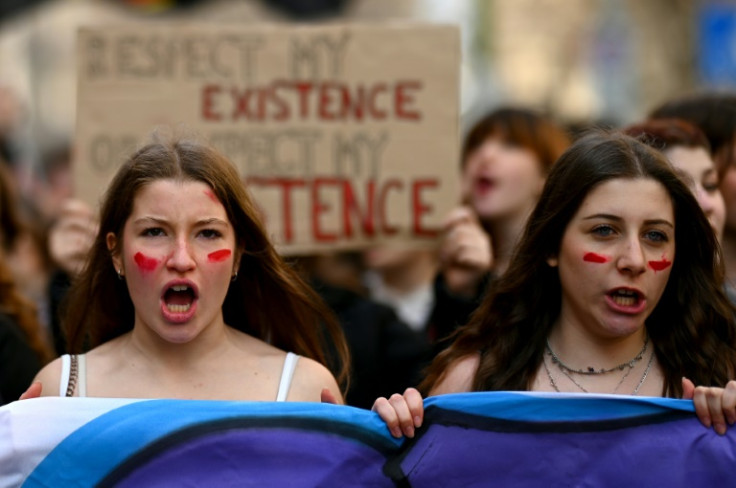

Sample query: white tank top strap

[59,354,71,395]
[59,353,87,397]
[276,352,300,402]
[77,354,87,397]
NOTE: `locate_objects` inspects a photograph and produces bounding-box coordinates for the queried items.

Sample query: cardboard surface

[75,23,460,254]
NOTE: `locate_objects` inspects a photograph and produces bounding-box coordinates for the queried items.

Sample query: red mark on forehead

[648,256,672,271]
[204,190,220,204]
[208,249,232,263]
[134,252,159,272]
[583,252,610,264]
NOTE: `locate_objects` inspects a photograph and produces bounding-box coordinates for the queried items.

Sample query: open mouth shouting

[605,287,646,314]
[161,281,199,322]
[474,175,497,195]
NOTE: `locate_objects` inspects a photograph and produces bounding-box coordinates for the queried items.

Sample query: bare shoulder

[287,356,343,404]
[223,329,342,402]
[428,352,480,396]
[33,357,64,397]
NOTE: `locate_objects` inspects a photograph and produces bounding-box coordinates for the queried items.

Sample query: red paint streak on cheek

[204,190,220,204]
[648,256,672,271]
[134,252,160,272]
[583,252,610,264]
[208,249,232,263]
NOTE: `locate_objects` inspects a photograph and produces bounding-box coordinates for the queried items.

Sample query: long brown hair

[422,131,736,397]
[0,257,52,364]
[63,134,350,390]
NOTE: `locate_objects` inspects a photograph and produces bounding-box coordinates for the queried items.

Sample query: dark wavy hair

[62,134,350,390]
[422,131,736,397]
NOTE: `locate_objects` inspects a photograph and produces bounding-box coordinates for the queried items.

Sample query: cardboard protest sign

[75,23,460,254]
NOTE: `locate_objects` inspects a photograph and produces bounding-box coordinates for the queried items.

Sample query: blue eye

[645,230,668,242]
[592,225,615,237]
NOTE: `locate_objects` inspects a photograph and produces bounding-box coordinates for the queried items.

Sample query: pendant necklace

[546,335,649,375]
[543,340,655,395]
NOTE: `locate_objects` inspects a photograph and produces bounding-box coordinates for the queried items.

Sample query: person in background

[0,253,53,405]
[623,118,725,241]
[624,118,736,303]
[0,160,55,338]
[297,253,430,409]
[25,133,348,403]
[45,199,98,355]
[428,107,571,351]
[374,131,736,439]
[363,245,438,333]
[0,163,54,404]
[650,93,736,284]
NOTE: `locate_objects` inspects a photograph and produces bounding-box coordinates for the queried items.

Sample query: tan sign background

[75,23,460,254]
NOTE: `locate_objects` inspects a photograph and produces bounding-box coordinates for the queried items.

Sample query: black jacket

[0,312,41,405]
[313,280,431,409]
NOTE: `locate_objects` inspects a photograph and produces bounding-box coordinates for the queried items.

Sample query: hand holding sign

[440,206,493,297]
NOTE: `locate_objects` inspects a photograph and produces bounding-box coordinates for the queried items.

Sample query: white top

[59,352,300,402]
[364,270,435,331]
[276,352,299,401]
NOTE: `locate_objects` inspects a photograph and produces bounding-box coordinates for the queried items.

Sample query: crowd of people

[3,92,736,441]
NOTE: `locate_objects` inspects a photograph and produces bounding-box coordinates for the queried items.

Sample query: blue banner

[1,392,733,487]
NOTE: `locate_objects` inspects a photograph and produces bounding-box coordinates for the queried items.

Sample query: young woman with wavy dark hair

[375,131,736,439]
[26,134,349,402]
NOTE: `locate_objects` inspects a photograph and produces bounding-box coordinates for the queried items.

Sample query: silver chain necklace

[543,344,655,396]
[546,335,649,375]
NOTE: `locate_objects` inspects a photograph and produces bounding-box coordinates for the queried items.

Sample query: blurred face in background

[461,137,545,224]
[717,141,736,235]
[665,145,725,241]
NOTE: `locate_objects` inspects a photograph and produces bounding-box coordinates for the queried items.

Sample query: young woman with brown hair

[27,134,349,402]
